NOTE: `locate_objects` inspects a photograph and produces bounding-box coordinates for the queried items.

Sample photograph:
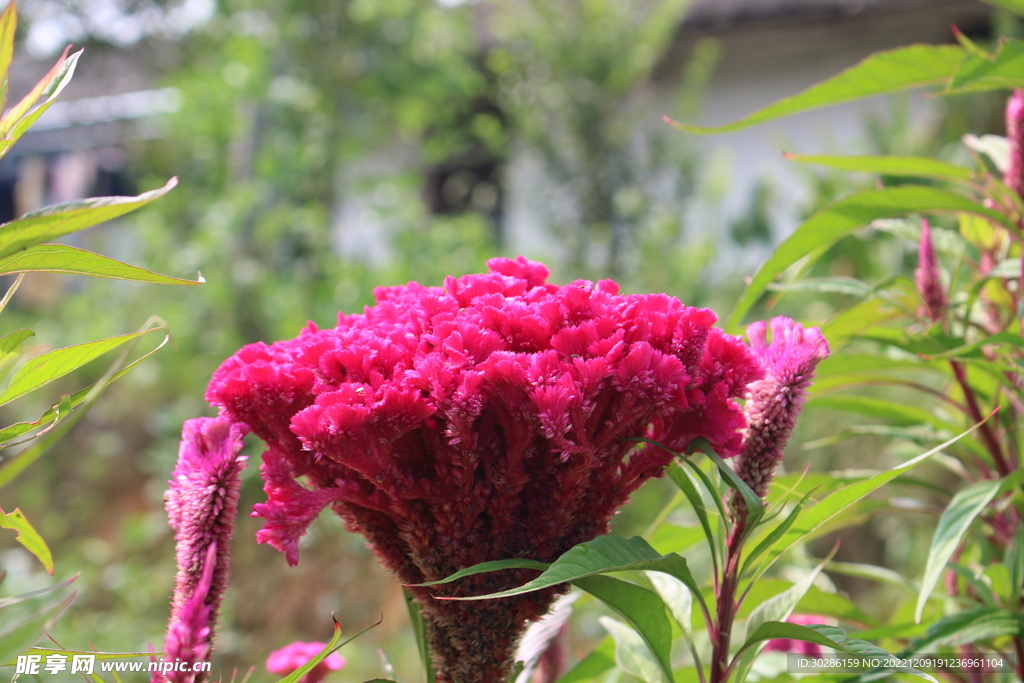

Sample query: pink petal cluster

[156,417,248,683]
[763,614,832,657]
[1006,90,1024,198]
[205,257,763,682]
[733,317,829,498]
[915,218,947,323]
[266,642,345,683]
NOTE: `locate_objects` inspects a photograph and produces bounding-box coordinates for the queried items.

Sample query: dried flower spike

[206,257,765,682]
[734,317,829,499]
[157,416,247,682]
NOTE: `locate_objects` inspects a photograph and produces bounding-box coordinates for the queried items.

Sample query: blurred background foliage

[0,0,1017,680]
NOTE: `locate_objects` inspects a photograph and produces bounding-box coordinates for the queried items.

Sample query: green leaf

[920,331,1024,360]
[963,134,1010,173]
[0,589,76,666]
[274,618,344,683]
[914,479,1002,622]
[430,535,701,604]
[666,462,719,568]
[0,329,158,407]
[742,492,814,574]
[1005,524,1024,606]
[645,571,692,637]
[0,508,52,574]
[0,2,17,111]
[747,553,832,639]
[0,177,177,260]
[739,621,847,655]
[756,424,981,575]
[0,329,34,380]
[666,45,964,134]
[767,277,875,297]
[727,186,1012,329]
[412,557,550,587]
[0,48,81,158]
[599,615,667,683]
[0,329,169,489]
[914,607,1020,650]
[784,153,975,183]
[555,637,615,683]
[948,39,1024,93]
[0,245,202,284]
[980,0,1024,15]
[403,588,435,683]
[808,395,954,431]
[0,574,77,611]
[575,576,673,683]
[692,437,763,525]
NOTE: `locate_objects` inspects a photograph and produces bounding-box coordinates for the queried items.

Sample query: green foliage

[0,0,186,666]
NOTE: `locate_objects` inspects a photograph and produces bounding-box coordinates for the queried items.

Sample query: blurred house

[2,0,999,271]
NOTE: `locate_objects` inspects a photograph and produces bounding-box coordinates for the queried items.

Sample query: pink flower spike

[266,642,345,683]
[734,317,829,498]
[763,614,833,656]
[915,218,947,323]
[1006,90,1024,197]
[159,416,248,681]
[153,544,216,683]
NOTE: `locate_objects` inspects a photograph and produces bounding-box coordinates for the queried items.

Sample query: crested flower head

[1006,90,1024,197]
[158,416,247,681]
[733,317,829,499]
[915,218,947,323]
[206,257,764,682]
[266,642,345,683]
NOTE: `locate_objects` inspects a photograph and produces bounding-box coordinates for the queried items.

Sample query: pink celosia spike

[734,318,829,498]
[153,543,216,683]
[159,416,247,682]
[915,218,948,323]
[1006,90,1024,197]
[204,257,772,683]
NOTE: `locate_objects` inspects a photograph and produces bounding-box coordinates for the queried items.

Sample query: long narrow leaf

[0,49,81,157]
[785,153,976,183]
[0,508,52,574]
[948,39,1024,93]
[0,2,17,111]
[0,244,202,284]
[755,423,982,576]
[403,588,435,683]
[0,177,177,260]
[575,576,673,683]
[667,45,964,135]
[0,329,157,407]
[727,186,1014,329]
[914,479,1002,622]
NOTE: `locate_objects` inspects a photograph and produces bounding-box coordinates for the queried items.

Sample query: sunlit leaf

[273,618,344,683]
[599,616,666,683]
[0,177,177,260]
[727,186,1010,329]
[667,45,964,135]
[914,479,1002,622]
[0,48,81,157]
[576,576,673,683]
[948,39,1024,93]
[0,508,52,574]
[0,329,158,407]
[0,2,16,111]
[0,245,201,284]
[555,637,615,683]
[784,153,975,183]
[913,607,1019,650]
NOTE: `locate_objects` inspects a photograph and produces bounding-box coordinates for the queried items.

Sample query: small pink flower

[266,642,345,683]
[763,614,833,656]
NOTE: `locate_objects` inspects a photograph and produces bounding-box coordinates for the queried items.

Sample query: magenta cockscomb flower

[157,416,247,682]
[1006,90,1024,197]
[733,317,829,499]
[266,641,345,683]
[205,257,764,682]
[915,218,947,323]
